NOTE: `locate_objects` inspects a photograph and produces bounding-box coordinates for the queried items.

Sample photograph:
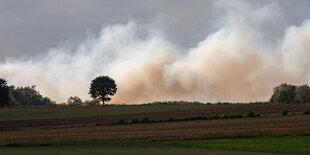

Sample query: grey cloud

[1,0,310,60]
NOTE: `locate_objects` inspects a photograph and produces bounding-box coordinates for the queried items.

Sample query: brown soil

[0,104,309,130]
[0,115,309,145]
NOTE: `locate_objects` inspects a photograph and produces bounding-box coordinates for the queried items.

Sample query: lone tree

[0,78,9,107]
[89,76,117,105]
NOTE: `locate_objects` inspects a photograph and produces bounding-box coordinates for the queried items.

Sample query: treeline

[62,96,100,106]
[1,78,56,106]
[0,78,100,107]
[270,83,310,104]
[113,111,261,125]
[8,86,56,106]
[1,77,310,107]
[144,101,268,105]
[143,101,204,105]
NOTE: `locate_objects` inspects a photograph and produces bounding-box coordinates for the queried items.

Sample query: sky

[1,0,310,59]
[1,0,310,104]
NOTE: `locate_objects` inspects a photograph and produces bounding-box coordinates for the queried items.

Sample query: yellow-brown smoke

[1,1,310,104]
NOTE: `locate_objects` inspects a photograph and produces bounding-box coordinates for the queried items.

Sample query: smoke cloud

[1,1,310,104]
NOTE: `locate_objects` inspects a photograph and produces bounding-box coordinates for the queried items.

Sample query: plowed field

[0,115,310,145]
[0,104,309,130]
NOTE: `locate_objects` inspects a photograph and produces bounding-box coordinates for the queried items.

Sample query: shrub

[184,116,207,121]
[246,111,255,117]
[118,119,125,124]
[303,109,310,115]
[141,117,150,123]
[221,114,229,119]
[166,117,175,122]
[131,118,139,124]
[95,123,103,126]
[281,108,288,116]
[148,119,156,123]
[236,114,244,118]
[195,116,207,120]
[83,99,100,106]
[210,114,219,119]
[227,114,243,118]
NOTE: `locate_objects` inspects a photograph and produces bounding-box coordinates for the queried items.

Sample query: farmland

[0,103,309,130]
[0,103,310,154]
[1,136,307,155]
[158,136,310,154]
[0,143,289,155]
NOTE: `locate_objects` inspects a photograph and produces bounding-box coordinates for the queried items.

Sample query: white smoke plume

[1,1,310,104]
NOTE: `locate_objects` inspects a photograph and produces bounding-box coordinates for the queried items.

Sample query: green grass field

[1,136,307,155]
[0,104,240,121]
[0,143,291,155]
[158,136,310,154]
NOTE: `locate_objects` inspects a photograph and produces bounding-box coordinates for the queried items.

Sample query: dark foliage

[67,96,83,106]
[0,78,9,107]
[246,111,255,117]
[118,119,125,124]
[141,117,150,123]
[89,76,117,105]
[82,99,100,106]
[270,83,310,104]
[294,85,310,103]
[166,117,175,122]
[210,114,220,119]
[144,101,204,105]
[8,85,55,106]
[131,118,139,124]
[303,109,310,115]
[281,108,288,116]
[114,112,260,125]
[270,83,296,103]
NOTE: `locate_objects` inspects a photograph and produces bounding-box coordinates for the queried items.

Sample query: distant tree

[67,96,83,106]
[270,83,310,104]
[294,84,310,103]
[270,83,296,103]
[83,99,100,106]
[0,78,9,107]
[89,76,117,105]
[8,85,55,106]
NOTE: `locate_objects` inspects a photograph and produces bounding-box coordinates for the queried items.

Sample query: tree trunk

[101,94,106,106]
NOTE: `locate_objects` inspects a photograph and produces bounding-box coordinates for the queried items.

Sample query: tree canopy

[89,76,117,105]
[8,85,55,106]
[270,83,310,103]
[67,96,83,106]
[0,78,9,107]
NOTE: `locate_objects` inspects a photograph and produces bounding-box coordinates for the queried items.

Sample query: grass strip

[112,111,260,125]
[157,136,310,154]
[3,136,310,154]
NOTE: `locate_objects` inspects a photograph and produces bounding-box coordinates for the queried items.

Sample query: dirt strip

[0,115,309,145]
[0,104,309,130]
